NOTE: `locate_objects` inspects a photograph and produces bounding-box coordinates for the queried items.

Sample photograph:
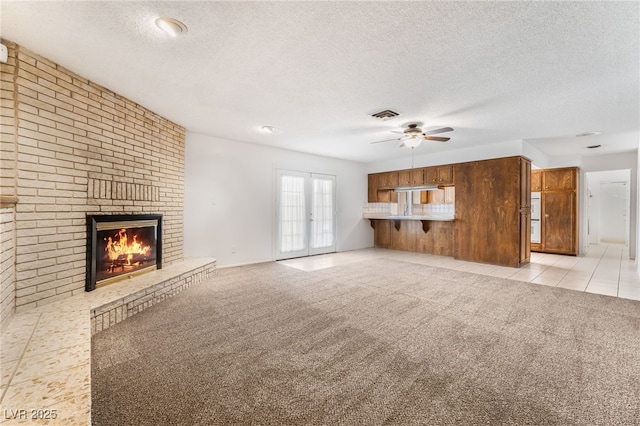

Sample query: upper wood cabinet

[378,171,398,189]
[424,165,454,186]
[397,169,425,186]
[368,172,397,203]
[531,170,542,191]
[424,168,438,185]
[411,169,424,186]
[543,168,576,191]
[398,170,411,187]
[437,165,454,185]
[368,174,379,202]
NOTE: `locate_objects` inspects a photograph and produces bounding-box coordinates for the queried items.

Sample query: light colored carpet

[92,258,640,425]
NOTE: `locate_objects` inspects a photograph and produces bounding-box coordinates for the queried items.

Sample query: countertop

[363,213,455,222]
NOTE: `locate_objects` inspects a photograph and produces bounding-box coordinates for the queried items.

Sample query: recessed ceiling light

[576,131,602,137]
[155,17,188,37]
[261,125,276,134]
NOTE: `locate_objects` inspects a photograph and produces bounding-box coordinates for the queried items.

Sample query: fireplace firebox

[86,214,162,291]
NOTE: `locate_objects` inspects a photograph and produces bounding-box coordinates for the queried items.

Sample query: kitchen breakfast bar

[365,214,456,257]
[365,156,532,268]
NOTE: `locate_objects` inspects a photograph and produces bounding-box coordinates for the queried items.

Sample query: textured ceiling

[1,1,639,163]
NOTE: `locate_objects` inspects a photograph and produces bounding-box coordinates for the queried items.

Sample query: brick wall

[1,41,18,330]
[0,207,15,331]
[1,40,185,312]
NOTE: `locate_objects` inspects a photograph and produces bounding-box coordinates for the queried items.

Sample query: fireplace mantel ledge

[0,257,216,425]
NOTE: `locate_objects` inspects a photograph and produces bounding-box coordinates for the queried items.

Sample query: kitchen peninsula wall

[367,156,531,268]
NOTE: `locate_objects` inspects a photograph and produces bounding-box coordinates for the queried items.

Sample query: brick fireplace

[0,40,186,326]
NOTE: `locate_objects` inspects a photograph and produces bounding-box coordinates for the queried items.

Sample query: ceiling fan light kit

[370,123,453,148]
[403,137,422,149]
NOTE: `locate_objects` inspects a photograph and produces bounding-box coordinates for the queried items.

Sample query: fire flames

[105,229,151,265]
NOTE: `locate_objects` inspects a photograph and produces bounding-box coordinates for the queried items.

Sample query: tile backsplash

[414,203,455,214]
[362,202,394,215]
[363,202,454,215]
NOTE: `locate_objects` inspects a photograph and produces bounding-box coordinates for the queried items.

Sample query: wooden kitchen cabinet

[372,220,391,247]
[376,189,398,203]
[370,219,454,256]
[543,168,576,191]
[368,156,532,268]
[542,191,576,254]
[368,172,397,203]
[454,156,530,267]
[368,174,379,202]
[424,186,455,204]
[531,170,542,191]
[397,168,425,186]
[424,167,438,185]
[444,186,455,204]
[424,165,454,186]
[378,171,398,189]
[437,165,454,185]
[531,167,578,256]
[411,168,424,185]
[398,170,411,187]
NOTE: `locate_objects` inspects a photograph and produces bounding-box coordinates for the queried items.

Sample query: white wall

[184,132,372,267]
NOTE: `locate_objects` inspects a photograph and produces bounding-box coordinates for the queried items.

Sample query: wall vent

[371,109,400,121]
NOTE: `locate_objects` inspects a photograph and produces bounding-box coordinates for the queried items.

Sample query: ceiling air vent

[371,109,400,121]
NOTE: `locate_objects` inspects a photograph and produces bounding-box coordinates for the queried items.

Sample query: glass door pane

[276,172,308,259]
[310,174,336,255]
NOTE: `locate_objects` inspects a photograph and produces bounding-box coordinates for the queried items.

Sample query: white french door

[276,170,336,260]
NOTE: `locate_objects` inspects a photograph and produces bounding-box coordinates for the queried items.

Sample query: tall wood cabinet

[454,156,531,267]
[531,167,578,255]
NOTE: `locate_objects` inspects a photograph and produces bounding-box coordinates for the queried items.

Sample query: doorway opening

[586,170,631,246]
[275,170,337,260]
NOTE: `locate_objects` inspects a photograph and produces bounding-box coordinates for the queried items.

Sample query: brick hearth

[1,258,216,425]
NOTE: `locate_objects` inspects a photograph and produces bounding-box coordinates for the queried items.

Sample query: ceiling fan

[371,123,453,148]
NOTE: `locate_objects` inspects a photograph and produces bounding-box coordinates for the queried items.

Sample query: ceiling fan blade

[370,138,401,144]
[423,127,454,136]
[424,136,450,142]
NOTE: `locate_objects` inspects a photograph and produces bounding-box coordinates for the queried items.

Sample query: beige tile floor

[279,243,640,301]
